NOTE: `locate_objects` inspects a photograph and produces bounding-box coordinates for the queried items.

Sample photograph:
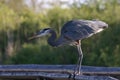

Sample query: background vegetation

[0,0,120,67]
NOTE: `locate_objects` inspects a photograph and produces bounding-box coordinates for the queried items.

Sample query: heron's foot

[74,71,82,75]
[68,71,82,79]
[73,68,82,75]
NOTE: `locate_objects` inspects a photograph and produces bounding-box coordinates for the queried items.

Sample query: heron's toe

[74,71,82,75]
[76,72,82,75]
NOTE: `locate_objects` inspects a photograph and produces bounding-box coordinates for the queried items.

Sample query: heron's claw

[68,71,82,80]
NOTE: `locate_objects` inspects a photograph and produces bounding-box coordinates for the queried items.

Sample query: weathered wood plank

[0,72,117,80]
[0,64,119,80]
[0,65,120,74]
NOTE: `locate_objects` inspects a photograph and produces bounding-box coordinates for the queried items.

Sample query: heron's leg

[75,41,83,75]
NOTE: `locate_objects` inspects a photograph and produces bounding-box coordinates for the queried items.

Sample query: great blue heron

[29,19,108,75]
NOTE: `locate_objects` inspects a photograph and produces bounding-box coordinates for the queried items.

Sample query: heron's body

[29,19,108,76]
[48,20,107,47]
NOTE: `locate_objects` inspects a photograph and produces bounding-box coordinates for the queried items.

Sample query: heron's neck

[47,30,60,47]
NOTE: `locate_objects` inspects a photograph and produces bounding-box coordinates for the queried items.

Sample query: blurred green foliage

[0,0,120,67]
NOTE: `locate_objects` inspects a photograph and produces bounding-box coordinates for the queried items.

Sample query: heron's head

[29,28,51,40]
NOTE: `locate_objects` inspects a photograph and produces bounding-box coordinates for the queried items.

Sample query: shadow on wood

[0,65,119,80]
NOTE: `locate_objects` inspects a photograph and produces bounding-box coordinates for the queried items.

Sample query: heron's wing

[61,20,95,40]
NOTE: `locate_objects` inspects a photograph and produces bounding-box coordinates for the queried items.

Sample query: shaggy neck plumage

[47,29,60,47]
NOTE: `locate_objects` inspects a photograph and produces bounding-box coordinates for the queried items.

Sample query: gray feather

[61,20,95,40]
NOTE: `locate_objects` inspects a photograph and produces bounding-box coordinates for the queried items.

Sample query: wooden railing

[0,65,119,80]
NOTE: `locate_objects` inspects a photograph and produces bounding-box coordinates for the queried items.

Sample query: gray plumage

[46,19,108,47]
[29,19,108,75]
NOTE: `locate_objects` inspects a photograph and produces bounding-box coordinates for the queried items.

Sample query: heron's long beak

[28,36,37,40]
[28,33,45,40]
[28,31,48,40]
[28,35,41,40]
